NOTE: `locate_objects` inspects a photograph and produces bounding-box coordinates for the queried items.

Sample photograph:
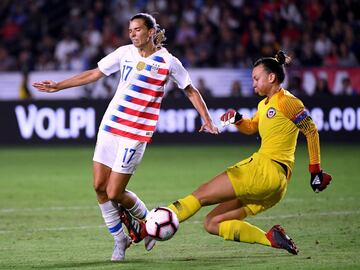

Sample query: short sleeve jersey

[98,45,192,142]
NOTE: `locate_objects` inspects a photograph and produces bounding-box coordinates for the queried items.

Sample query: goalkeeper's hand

[309,164,332,193]
[220,109,242,127]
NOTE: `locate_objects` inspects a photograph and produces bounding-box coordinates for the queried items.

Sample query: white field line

[0,205,98,213]
[0,225,105,234]
[0,209,359,235]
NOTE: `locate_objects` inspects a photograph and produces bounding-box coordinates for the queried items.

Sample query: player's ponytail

[254,50,291,84]
[154,27,166,49]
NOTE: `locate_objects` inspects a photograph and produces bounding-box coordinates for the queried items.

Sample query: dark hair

[130,13,166,48]
[253,51,291,83]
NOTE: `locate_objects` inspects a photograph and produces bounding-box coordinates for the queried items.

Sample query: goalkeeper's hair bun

[275,50,292,65]
[253,50,291,84]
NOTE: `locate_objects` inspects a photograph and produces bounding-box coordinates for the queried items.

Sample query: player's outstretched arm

[184,84,219,134]
[32,68,105,93]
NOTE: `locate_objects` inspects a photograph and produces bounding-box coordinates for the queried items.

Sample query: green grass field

[0,144,359,270]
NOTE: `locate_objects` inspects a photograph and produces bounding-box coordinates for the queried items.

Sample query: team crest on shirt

[136,61,146,71]
[150,63,160,76]
[266,107,276,118]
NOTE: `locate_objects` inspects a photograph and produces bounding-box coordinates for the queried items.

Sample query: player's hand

[220,109,242,127]
[199,122,219,134]
[32,80,60,93]
[309,164,332,193]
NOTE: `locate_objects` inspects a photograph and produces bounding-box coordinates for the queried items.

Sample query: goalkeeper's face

[252,65,276,96]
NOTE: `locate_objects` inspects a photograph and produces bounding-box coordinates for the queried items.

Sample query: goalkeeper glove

[220,109,242,127]
[309,164,332,193]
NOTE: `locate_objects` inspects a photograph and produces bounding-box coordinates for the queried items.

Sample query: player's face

[129,19,154,49]
[252,65,273,96]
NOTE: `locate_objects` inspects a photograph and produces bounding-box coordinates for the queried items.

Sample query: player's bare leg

[93,162,132,261]
[203,199,247,235]
[93,161,111,204]
[106,171,134,207]
[169,172,236,222]
[202,187,298,254]
[193,172,237,206]
[106,171,156,250]
[203,199,274,248]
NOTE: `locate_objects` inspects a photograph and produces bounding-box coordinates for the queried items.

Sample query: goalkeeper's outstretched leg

[203,199,298,255]
[168,153,298,254]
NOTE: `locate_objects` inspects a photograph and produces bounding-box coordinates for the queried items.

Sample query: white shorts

[93,130,147,174]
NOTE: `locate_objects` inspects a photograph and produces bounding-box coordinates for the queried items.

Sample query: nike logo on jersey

[125,60,132,63]
[312,175,321,185]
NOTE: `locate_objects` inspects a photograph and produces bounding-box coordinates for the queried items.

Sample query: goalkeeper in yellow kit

[168,51,332,255]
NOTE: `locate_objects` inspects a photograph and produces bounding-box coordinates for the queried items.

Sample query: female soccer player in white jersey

[33,13,219,261]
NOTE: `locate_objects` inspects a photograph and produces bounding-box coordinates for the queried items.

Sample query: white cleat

[144,236,156,251]
[111,234,132,262]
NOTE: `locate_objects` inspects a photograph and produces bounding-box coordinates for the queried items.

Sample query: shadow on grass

[25,253,293,269]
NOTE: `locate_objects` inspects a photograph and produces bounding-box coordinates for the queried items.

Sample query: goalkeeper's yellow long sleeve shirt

[235,88,320,179]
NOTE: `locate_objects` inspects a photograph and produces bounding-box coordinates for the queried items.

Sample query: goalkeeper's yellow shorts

[226,152,287,216]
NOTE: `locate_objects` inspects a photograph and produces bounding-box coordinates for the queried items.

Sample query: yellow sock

[168,194,201,222]
[219,220,271,246]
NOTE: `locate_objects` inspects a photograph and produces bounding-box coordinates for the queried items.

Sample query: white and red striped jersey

[98,45,191,142]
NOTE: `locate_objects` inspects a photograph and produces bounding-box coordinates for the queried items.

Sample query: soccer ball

[145,207,179,241]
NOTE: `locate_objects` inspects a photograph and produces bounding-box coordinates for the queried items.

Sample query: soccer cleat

[266,225,299,255]
[144,236,156,251]
[119,206,148,243]
[111,234,132,261]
